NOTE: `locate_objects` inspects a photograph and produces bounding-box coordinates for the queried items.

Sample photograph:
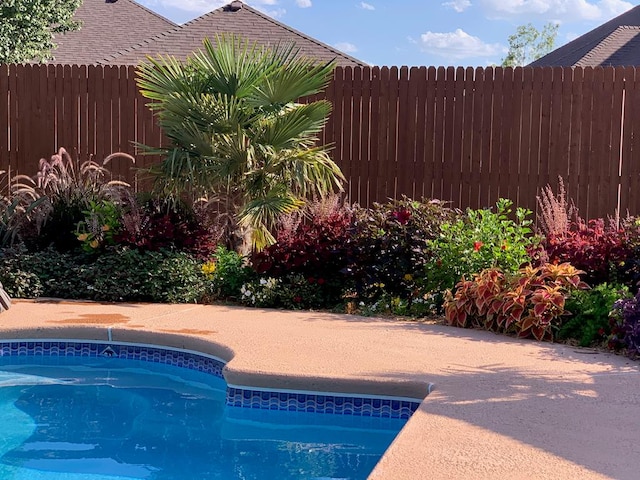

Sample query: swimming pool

[0,340,419,479]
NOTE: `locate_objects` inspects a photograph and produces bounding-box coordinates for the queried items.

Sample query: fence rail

[2,64,639,218]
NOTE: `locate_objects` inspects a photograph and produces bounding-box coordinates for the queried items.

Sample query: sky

[137,0,639,67]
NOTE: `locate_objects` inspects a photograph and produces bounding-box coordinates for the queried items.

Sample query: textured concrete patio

[1,299,638,479]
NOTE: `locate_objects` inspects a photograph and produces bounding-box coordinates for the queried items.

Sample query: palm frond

[248,57,335,107]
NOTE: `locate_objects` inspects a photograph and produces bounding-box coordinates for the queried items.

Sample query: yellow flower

[77,233,89,242]
[101,224,110,232]
[89,239,99,249]
[201,261,216,277]
[403,273,413,281]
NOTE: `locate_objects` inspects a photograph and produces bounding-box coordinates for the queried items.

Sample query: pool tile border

[0,340,420,420]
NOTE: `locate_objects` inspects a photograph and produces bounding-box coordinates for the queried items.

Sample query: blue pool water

[0,355,407,479]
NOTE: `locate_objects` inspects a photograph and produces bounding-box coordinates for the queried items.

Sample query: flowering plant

[424,198,539,295]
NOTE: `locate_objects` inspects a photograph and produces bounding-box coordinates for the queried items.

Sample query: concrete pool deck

[0,300,638,479]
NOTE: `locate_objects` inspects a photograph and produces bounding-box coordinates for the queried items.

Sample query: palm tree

[136,34,345,251]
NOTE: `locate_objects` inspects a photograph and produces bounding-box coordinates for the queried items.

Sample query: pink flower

[473,241,484,252]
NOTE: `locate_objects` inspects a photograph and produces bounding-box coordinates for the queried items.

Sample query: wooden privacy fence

[2,63,640,218]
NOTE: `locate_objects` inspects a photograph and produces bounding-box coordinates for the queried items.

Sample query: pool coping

[1,300,639,480]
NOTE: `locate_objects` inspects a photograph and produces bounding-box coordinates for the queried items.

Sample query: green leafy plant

[76,199,121,252]
[559,283,629,347]
[0,0,82,63]
[444,263,588,341]
[239,277,281,308]
[137,34,344,250]
[0,247,207,303]
[206,246,254,300]
[425,198,539,295]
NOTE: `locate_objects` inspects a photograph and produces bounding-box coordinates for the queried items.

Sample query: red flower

[308,277,316,284]
[392,208,411,225]
[317,278,325,285]
[473,241,484,252]
[294,296,302,303]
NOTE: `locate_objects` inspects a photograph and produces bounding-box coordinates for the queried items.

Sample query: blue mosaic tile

[0,340,421,420]
[0,340,225,379]
[225,386,420,420]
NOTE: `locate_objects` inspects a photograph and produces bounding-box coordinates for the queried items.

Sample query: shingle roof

[50,0,176,64]
[100,1,366,67]
[530,5,640,67]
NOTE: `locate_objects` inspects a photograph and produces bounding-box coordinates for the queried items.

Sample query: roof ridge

[224,2,366,66]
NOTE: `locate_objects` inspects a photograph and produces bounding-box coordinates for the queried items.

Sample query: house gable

[100,1,366,67]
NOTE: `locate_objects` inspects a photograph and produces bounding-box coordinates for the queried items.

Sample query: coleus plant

[444,262,589,341]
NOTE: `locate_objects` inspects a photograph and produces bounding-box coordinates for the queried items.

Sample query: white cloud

[295,0,312,7]
[442,0,472,12]
[419,29,503,59]
[480,0,633,22]
[334,42,358,53]
[359,2,375,10]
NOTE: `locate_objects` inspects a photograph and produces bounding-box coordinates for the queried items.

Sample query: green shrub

[0,247,207,303]
[425,198,539,294]
[206,246,254,300]
[559,283,629,347]
[0,248,44,298]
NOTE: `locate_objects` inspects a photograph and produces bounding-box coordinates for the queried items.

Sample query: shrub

[425,198,539,294]
[239,277,281,308]
[0,247,207,303]
[349,197,455,304]
[116,196,218,258]
[0,248,44,298]
[543,218,629,286]
[444,263,588,341]
[610,292,640,358]
[251,195,354,308]
[559,283,630,347]
[206,246,254,300]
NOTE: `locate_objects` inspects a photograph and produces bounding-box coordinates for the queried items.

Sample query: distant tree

[502,22,559,67]
[0,0,82,63]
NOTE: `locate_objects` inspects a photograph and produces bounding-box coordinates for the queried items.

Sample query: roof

[530,5,640,67]
[49,0,365,67]
[50,0,176,64]
[101,1,365,67]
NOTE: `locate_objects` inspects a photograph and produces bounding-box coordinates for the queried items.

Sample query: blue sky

[137,0,638,66]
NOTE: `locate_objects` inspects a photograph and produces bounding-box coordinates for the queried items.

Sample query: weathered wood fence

[2,64,640,218]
